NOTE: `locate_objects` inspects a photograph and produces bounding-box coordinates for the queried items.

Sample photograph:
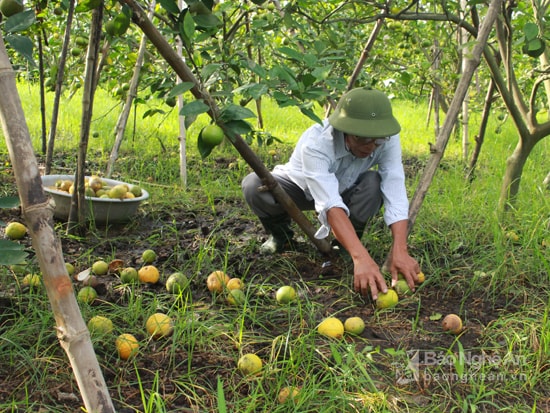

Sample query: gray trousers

[241,170,383,229]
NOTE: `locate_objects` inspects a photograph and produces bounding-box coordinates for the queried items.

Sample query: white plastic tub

[41,174,149,224]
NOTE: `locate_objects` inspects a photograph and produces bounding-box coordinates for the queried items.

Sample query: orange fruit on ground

[138,265,160,284]
[145,313,174,339]
[278,386,300,404]
[206,270,230,293]
[22,273,41,287]
[376,289,399,309]
[5,222,27,240]
[115,333,139,360]
[343,316,365,335]
[275,285,297,304]
[87,315,114,335]
[442,314,463,334]
[317,317,345,339]
[226,289,246,306]
[77,286,98,304]
[141,249,157,264]
[416,271,426,283]
[237,353,263,375]
[226,277,244,290]
[120,267,139,283]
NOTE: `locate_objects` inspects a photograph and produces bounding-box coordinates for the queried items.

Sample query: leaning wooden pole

[408,0,502,232]
[0,33,115,413]
[119,0,331,254]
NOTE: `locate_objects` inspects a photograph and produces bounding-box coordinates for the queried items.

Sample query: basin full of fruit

[41,174,149,224]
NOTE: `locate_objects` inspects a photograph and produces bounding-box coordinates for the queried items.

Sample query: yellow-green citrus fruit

[129,184,143,197]
[394,279,412,296]
[226,277,244,290]
[442,314,463,334]
[116,333,139,360]
[416,271,425,283]
[108,184,128,199]
[120,267,139,283]
[87,315,114,335]
[87,175,103,191]
[145,313,174,339]
[226,288,246,306]
[206,270,230,293]
[237,353,263,375]
[376,289,399,309]
[201,124,225,146]
[77,286,98,304]
[65,262,76,276]
[343,316,365,335]
[92,260,109,275]
[277,386,300,404]
[22,273,41,287]
[275,285,297,304]
[317,317,345,339]
[0,0,24,17]
[138,265,160,284]
[5,222,27,240]
[166,272,188,293]
[141,249,157,264]
[505,230,520,243]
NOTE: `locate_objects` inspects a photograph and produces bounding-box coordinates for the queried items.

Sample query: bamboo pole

[0,32,115,413]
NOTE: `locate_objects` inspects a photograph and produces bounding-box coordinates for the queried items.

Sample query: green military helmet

[328,88,401,138]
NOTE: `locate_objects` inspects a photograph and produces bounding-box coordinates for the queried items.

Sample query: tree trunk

[498,138,536,211]
[68,6,103,232]
[0,32,115,413]
[408,0,502,232]
[119,0,331,254]
[106,2,155,178]
[466,79,496,180]
[45,0,75,175]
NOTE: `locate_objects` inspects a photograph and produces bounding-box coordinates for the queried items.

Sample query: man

[242,87,421,300]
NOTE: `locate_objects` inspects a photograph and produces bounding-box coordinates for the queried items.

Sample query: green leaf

[194,13,222,29]
[5,34,35,67]
[179,100,209,117]
[182,11,196,43]
[216,376,227,413]
[4,10,35,33]
[197,134,214,159]
[158,0,180,14]
[244,60,267,78]
[167,82,194,98]
[0,196,20,209]
[75,0,102,12]
[233,83,269,100]
[429,312,442,321]
[224,120,252,136]
[523,22,539,41]
[300,106,322,124]
[277,46,305,62]
[220,104,256,122]
[0,239,28,266]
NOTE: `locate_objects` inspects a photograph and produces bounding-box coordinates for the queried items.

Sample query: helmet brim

[328,112,401,138]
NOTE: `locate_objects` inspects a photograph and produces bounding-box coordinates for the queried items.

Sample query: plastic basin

[41,174,149,224]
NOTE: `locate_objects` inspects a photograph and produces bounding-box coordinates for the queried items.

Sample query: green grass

[1,82,549,411]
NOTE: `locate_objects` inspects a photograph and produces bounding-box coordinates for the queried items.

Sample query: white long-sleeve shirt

[273,120,409,238]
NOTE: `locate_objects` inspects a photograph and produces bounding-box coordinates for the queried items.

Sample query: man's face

[345,134,389,158]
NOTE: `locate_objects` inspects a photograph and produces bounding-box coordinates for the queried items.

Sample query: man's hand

[352,255,388,300]
[388,220,421,290]
[327,207,388,300]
